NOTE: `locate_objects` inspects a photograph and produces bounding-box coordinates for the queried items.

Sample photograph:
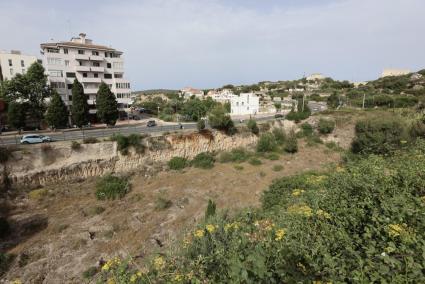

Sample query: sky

[0,0,424,90]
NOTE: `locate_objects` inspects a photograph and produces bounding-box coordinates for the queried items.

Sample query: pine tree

[71,79,89,127]
[45,90,68,129]
[96,82,118,126]
[204,199,216,220]
[7,102,26,129]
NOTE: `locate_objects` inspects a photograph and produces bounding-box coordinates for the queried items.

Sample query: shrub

[284,130,298,153]
[218,148,251,163]
[234,165,244,170]
[168,157,188,170]
[83,266,98,279]
[264,152,280,160]
[71,141,81,150]
[204,199,216,220]
[197,120,206,131]
[409,119,425,139]
[272,164,283,171]
[0,147,11,164]
[272,128,286,145]
[300,123,313,137]
[248,157,262,166]
[95,175,130,200]
[246,119,259,135]
[191,152,215,169]
[0,253,14,277]
[318,119,336,134]
[155,196,172,210]
[256,133,277,153]
[83,137,99,144]
[208,105,236,135]
[351,116,408,155]
[111,134,145,155]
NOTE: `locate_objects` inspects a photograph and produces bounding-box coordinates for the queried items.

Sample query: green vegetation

[218,148,252,163]
[272,164,283,171]
[197,119,206,131]
[7,101,26,129]
[45,91,69,129]
[318,118,336,134]
[299,122,313,137]
[351,116,408,155]
[95,175,130,200]
[111,134,145,155]
[208,105,236,135]
[248,157,262,166]
[256,133,277,153]
[246,119,259,135]
[168,157,188,170]
[71,141,81,150]
[93,140,425,283]
[71,79,89,128]
[283,130,298,153]
[204,199,216,221]
[96,82,119,126]
[234,164,244,171]
[0,253,14,278]
[272,128,286,145]
[191,152,215,169]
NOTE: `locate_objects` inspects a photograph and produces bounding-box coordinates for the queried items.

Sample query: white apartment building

[180,87,204,99]
[40,33,132,111]
[207,89,236,104]
[381,68,411,78]
[230,93,259,116]
[306,73,325,81]
[0,50,38,82]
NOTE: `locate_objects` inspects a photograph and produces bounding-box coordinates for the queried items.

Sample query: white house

[180,87,204,99]
[381,69,411,78]
[230,93,259,116]
[306,73,325,81]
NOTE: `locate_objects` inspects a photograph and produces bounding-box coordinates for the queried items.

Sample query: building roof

[40,41,120,53]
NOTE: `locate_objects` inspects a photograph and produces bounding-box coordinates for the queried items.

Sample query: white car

[20,134,52,144]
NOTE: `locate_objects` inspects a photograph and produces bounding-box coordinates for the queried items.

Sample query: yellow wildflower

[206,224,217,233]
[316,209,331,219]
[287,204,313,217]
[136,271,142,277]
[292,189,305,197]
[130,274,138,283]
[174,273,184,282]
[12,280,22,284]
[275,229,286,241]
[186,271,194,280]
[107,278,116,284]
[388,224,405,237]
[194,229,204,238]
[224,222,240,232]
[336,166,345,173]
[400,140,408,144]
[153,256,165,270]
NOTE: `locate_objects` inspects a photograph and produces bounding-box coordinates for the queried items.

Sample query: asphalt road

[0,115,277,146]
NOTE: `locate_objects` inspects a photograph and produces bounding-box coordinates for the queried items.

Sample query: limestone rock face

[6,130,260,187]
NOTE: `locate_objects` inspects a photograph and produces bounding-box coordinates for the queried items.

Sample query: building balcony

[90,67,104,72]
[89,55,104,61]
[75,66,91,72]
[81,77,101,83]
[74,54,90,60]
[85,88,98,94]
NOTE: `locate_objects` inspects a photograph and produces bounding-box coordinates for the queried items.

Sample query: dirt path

[4,143,340,283]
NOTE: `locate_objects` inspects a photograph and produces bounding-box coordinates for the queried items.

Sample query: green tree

[204,199,216,220]
[246,119,259,135]
[96,82,118,126]
[0,62,51,126]
[7,102,26,129]
[327,92,340,109]
[197,119,206,131]
[208,105,236,135]
[45,91,69,129]
[181,98,207,121]
[71,79,89,127]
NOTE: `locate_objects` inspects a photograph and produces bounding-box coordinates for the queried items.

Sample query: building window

[47,57,62,65]
[92,51,99,56]
[47,48,59,53]
[67,84,73,90]
[51,82,65,89]
[83,73,87,78]
[8,59,12,66]
[63,48,68,54]
[104,73,112,79]
[93,62,100,67]
[49,70,63,77]
[21,60,25,67]
[68,95,72,101]
[10,68,13,75]
[94,73,98,78]
[65,60,69,66]
[107,63,111,68]
[66,72,76,78]
[114,73,123,78]
[78,50,84,55]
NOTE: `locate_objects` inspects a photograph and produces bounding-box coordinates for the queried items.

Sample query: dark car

[274,114,284,119]
[147,120,156,127]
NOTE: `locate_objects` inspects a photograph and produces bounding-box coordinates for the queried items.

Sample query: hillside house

[230,93,259,115]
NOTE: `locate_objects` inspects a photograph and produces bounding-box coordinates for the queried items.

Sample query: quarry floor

[3,141,342,283]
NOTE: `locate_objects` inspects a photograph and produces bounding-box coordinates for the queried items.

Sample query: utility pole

[302,94,305,112]
[362,93,365,109]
